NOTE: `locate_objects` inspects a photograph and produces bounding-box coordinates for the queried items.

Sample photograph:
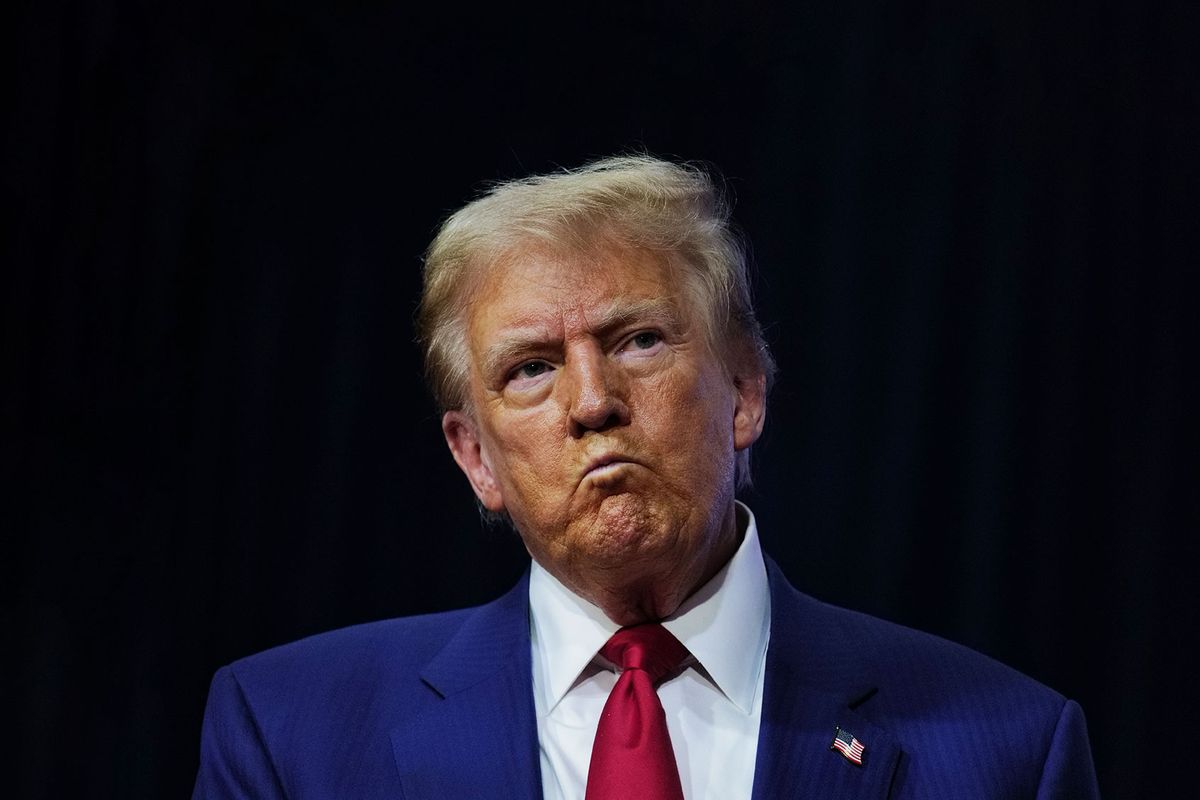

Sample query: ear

[442,410,506,512]
[732,371,767,451]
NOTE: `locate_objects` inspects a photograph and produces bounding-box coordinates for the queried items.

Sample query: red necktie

[585,624,689,800]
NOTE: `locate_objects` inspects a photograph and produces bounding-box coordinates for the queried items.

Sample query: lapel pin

[830,725,866,766]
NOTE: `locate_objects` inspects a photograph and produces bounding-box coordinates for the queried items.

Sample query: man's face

[442,243,765,619]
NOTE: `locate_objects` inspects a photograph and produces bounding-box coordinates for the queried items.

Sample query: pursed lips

[581,453,637,482]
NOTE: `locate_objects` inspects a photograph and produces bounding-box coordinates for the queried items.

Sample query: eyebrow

[589,297,684,337]
[478,297,685,379]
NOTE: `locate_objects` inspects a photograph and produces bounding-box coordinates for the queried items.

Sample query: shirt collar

[528,501,771,716]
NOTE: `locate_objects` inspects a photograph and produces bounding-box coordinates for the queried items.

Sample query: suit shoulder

[774,582,1099,796]
[767,563,1065,716]
[196,604,502,797]
[226,605,475,690]
[821,595,1059,700]
[776,582,1084,788]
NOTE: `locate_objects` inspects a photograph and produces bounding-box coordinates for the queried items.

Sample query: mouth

[582,453,637,482]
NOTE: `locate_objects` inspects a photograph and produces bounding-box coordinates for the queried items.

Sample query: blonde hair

[417,154,775,485]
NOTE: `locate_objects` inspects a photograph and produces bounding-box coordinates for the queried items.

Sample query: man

[193,155,1100,798]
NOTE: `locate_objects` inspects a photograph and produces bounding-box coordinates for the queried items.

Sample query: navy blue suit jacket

[193,557,1099,798]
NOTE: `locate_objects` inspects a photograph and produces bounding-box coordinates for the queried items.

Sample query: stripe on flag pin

[830,726,866,766]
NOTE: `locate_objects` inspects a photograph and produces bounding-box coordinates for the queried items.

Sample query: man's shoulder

[228,605,476,687]
[194,591,533,797]
[221,568,529,717]
[765,562,1099,797]
[767,560,1066,712]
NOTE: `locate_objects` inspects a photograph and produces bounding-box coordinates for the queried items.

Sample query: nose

[561,345,630,436]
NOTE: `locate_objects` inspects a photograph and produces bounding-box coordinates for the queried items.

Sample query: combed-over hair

[417,154,775,487]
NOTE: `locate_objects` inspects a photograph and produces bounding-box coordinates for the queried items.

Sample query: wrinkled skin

[442,243,766,625]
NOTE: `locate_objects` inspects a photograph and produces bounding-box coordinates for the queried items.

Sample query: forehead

[466,244,687,340]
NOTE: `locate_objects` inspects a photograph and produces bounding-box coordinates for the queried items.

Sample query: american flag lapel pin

[830,725,866,766]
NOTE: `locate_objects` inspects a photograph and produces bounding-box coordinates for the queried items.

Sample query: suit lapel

[391,572,543,800]
[752,559,901,799]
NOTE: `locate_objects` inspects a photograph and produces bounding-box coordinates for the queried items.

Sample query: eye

[628,331,662,350]
[511,361,551,381]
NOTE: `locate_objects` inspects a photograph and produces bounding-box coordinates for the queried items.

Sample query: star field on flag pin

[830,726,866,766]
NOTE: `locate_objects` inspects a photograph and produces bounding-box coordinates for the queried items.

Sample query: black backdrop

[7,2,1196,797]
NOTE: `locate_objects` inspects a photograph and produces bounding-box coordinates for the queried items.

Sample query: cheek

[640,367,735,455]
[488,412,565,497]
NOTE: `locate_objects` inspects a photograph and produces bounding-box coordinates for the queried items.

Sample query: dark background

[6,1,1196,797]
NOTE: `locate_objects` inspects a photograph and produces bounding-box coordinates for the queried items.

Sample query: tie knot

[599,623,688,685]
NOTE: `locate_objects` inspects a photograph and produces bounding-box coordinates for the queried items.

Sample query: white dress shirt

[529,502,771,800]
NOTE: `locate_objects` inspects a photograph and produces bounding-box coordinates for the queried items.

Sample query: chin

[575,492,677,560]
